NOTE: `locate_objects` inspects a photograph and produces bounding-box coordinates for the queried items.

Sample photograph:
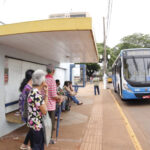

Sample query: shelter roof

[0,18,98,63]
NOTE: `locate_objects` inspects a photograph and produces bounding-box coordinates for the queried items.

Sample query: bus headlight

[123,83,133,92]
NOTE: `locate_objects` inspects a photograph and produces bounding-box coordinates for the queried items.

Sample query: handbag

[70,91,76,96]
[42,112,52,146]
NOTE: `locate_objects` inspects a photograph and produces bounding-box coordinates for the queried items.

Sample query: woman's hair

[32,69,46,86]
[64,81,69,87]
[19,69,34,92]
[68,81,72,85]
[56,79,60,85]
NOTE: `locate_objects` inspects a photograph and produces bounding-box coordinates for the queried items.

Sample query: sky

[0,0,150,48]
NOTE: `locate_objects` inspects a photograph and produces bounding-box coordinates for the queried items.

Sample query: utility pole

[103,17,107,89]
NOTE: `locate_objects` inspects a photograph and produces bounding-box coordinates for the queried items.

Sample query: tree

[86,63,100,78]
[113,33,150,56]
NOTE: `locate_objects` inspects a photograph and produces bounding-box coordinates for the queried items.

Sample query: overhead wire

[106,0,111,35]
[0,0,6,25]
[106,0,113,41]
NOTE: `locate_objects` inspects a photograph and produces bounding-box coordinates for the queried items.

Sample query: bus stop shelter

[0,17,98,126]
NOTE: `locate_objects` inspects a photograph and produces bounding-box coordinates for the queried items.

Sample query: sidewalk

[0,83,134,150]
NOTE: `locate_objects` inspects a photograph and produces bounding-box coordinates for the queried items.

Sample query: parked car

[107,76,112,83]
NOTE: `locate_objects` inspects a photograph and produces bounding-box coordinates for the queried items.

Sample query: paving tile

[79,92,103,150]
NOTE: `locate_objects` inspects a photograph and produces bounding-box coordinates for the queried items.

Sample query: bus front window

[123,57,150,83]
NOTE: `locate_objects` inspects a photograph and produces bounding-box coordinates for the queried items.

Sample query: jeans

[55,101,66,113]
[61,100,66,110]
[67,93,79,104]
[74,85,78,93]
[29,128,44,150]
[94,85,100,95]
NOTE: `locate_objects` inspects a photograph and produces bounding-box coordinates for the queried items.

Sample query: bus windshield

[123,57,150,85]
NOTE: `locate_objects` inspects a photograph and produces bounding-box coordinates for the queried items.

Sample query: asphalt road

[109,83,150,150]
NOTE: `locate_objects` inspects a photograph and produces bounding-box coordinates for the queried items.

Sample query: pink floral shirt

[27,88,44,131]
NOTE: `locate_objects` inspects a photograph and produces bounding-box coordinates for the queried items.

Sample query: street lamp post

[99,53,111,89]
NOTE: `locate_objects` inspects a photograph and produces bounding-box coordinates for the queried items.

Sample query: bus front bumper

[122,90,150,100]
[122,90,138,99]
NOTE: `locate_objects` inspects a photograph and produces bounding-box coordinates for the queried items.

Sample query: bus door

[116,58,122,94]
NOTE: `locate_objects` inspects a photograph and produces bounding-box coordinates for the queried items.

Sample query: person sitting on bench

[63,81,83,105]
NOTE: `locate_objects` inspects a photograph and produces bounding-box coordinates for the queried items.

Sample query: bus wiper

[132,56,138,72]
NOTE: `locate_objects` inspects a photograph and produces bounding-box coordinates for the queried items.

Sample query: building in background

[49,12,90,19]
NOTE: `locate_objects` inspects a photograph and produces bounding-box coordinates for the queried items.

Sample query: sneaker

[20,144,28,150]
[78,102,83,105]
[62,109,66,112]
[49,139,56,144]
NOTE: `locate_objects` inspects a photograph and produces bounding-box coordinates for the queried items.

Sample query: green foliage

[96,43,116,71]
[121,33,150,48]
[113,33,150,55]
[86,63,100,77]
[111,33,150,66]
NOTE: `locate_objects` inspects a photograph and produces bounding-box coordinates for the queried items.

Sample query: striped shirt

[46,74,57,111]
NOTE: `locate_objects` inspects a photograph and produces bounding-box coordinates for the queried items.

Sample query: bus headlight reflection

[123,83,133,92]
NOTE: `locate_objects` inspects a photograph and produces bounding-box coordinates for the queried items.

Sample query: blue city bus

[112,48,150,100]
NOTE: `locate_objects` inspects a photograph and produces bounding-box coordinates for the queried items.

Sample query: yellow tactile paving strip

[80,89,103,150]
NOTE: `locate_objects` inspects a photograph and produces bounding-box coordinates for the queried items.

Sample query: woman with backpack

[19,69,34,150]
